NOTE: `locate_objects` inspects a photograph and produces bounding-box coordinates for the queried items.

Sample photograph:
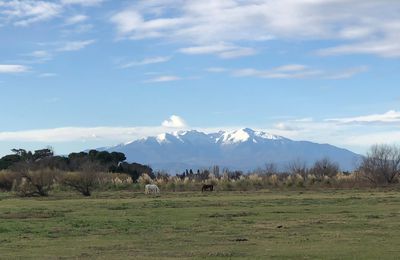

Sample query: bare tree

[310,158,339,180]
[61,171,98,196]
[61,161,101,196]
[359,144,400,185]
[287,159,308,180]
[17,168,56,196]
[265,162,278,175]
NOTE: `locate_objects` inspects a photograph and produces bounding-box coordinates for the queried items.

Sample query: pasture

[0,189,400,259]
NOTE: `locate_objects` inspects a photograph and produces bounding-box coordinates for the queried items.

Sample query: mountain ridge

[99,128,361,172]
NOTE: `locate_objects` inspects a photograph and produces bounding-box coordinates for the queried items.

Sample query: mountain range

[99,128,361,172]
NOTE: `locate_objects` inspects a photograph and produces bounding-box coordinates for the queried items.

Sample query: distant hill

[98,128,361,172]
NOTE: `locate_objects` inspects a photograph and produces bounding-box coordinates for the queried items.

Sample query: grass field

[1,189,400,259]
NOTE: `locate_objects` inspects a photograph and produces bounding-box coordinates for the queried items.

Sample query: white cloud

[233,64,322,79]
[23,50,53,63]
[110,9,146,35]
[2,111,400,154]
[0,127,151,142]
[179,43,234,55]
[325,66,369,80]
[161,115,187,128]
[145,75,181,83]
[339,131,400,148]
[60,0,104,6]
[213,64,366,80]
[268,110,400,153]
[179,43,256,59]
[57,39,96,52]
[38,73,57,78]
[65,14,88,25]
[110,0,400,58]
[0,0,62,26]
[317,39,400,58]
[29,50,51,58]
[275,64,308,72]
[326,110,400,124]
[0,0,102,27]
[0,64,29,73]
[0,115,187,142]
[119,56,171,68]
[317,22,400,58]
[274,122,300,131]
[206,67,228,73]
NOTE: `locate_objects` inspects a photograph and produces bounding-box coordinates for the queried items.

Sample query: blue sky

[1,0,400,156]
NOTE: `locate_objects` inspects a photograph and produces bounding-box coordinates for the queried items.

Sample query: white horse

[145,184,160,194]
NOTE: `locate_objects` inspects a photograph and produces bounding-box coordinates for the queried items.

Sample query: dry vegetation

[0,144,399,197]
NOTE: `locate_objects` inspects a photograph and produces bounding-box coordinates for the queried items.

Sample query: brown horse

[201,184,214,192]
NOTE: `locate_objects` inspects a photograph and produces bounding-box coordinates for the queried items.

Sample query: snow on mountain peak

[254,131,282,140]
[125,128,284,146]
[218,128,283,144]
[220,128,251,144]
[156,133,169,143]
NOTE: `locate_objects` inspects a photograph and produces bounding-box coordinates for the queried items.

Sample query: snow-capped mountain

[100,128,361,172]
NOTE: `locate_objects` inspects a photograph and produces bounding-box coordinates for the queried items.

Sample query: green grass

[0,189,400,259]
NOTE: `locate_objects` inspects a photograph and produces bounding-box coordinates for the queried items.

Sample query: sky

[0,0,400,157]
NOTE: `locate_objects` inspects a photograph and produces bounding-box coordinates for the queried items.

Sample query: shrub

[0,170,19,191]
[137,173,153,185]
[359,144,400,185]
[16,169,57,197]
[61,171,99,196]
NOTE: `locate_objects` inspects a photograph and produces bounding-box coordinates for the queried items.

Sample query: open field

[1,189,400,259]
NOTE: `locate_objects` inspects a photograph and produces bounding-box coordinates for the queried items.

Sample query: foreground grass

[0,189,400,259]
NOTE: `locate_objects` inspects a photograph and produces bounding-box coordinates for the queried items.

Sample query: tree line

[0,144,399,197]
[0,148,153,196]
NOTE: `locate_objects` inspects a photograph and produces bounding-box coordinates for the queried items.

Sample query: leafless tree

[310,158,339,180]
[17,168,56,196]
[265,162,278,175]
[61,161,101,196]
[359,144,400,185]
[61,171,98,196]
[287,159,308,180]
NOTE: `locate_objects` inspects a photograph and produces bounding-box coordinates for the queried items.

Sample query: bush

[61,171,99,196]
[0,170,19,191]
[359,144,400,185]
[16,169,57,197]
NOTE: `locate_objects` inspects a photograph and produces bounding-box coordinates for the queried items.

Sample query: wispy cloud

[110,1,400,58]
[325,66,369,80]
[326,110,400,124]
[0,0,103,27]
[208,64,367,80]
[60,0,104,7]
[145,75,181,83]
[0,0,62,26]
[64,14,88,25]
[56,39,96,52]
[38,73,58,78]
[2,110,400,153]
[23,50,53,63]
[179,43,256,59]
[232,64,322,79]
[268,110,400,151]
[0,115,187,142]
[119,56,171,68]
[317,36,400,58]
[0,64,29,73]
[206,67,228,73]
